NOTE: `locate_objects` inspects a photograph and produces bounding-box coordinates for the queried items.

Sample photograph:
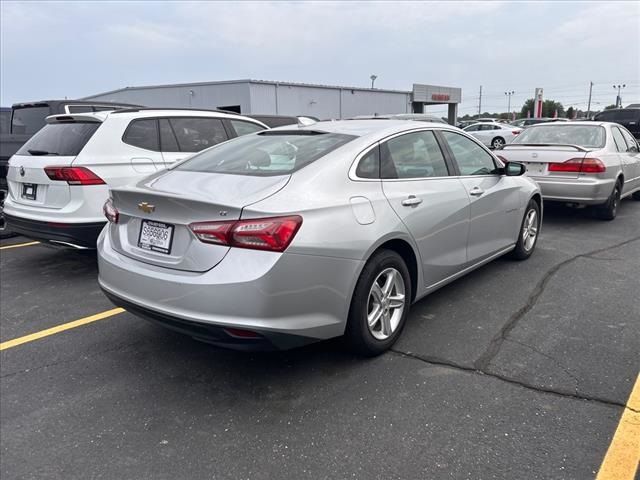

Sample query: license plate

[138,220,174,254]
[21,183,37,200]
[524,162,547,176]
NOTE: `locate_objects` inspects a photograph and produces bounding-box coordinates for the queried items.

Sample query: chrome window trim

[348,126,464,182]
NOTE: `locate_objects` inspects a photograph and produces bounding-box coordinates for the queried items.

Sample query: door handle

[469,186,485,196]
[401,195,423,206]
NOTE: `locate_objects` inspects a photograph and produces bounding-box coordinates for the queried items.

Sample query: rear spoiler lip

[45,113,105,124]
[501,143,589,152]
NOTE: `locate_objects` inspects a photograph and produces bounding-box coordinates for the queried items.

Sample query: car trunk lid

[497,144,592,179]
[109,170,290,272]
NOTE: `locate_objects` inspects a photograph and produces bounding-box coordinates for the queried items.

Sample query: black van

[593,108,640,139]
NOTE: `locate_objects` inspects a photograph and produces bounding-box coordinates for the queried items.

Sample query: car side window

[169,118,228,153]
[441,130,498,176]
[230,120,265,137]
[159,118,179,152]
[381,131,449,179]
[355,146,380,179]
[611,127,627,153]
[619,127,639,151]
[123,119,159,151]
[465,125,480,132]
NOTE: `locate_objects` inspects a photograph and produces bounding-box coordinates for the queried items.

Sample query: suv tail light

[103,198,119,223]
[44,166,106,185]
[512,130,521,135]
[548,158,606,174]
[189,215,303,252]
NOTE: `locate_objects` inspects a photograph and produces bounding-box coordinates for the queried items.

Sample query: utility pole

[478,85,482,117]
[613,84,626,108]
[586,81,593,119]
[505,91,515,118]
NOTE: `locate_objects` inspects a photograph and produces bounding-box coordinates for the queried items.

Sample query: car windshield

[174,131,356,176]
[16,122,101,156]
[512,125,606,148]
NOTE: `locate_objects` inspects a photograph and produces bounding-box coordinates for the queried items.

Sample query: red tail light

[189,215,302,252]
[103,198,119,223]
[224,328,261,339]
[512,130,520,135]
[44,166,105,185]
[548,158,606,174]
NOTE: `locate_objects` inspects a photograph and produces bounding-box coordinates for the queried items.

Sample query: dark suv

[593,108,640,139]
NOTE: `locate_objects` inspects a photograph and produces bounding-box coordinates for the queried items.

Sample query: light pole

[370,75,378,89]
[505,91,515,118]
[613,84,626,108]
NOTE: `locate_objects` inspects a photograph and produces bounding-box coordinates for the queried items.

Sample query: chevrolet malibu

[98,120,541,355]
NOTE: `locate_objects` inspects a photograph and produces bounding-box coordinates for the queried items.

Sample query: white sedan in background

[463,122,522,149]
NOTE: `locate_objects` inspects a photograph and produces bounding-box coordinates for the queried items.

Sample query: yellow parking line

[0,308,125,351]
[596,373,640,480]
[0,241,40,250]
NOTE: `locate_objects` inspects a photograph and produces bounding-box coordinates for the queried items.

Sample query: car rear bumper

[4,213,105,248]
[532,176,615,205]
[97,229,363,350]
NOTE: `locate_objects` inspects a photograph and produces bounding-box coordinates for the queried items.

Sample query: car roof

[270,119,459,138]
[45,109,268,127]
[524,121,610,128]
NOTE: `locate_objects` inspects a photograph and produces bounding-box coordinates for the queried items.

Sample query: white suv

[4,109,267,248]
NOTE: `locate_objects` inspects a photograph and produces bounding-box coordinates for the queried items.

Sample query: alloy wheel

[366,268,406,340]
[522,208,538,252]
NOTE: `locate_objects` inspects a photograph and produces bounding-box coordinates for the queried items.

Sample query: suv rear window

[175,131,355,176]
[11,106,50,134]
[16,122,100,156]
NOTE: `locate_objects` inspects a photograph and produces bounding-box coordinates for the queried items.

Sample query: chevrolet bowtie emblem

[19,166,25,177]
[138,202,155,213]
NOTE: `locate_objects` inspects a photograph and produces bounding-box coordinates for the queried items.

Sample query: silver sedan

[497,121,640,220]
[98,120,541,355]
[463,122,523,149]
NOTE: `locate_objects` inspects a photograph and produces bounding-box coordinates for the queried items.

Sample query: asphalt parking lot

[1,201,639,480]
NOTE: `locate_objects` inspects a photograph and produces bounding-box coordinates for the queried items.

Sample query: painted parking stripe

[0,241,40,250]
[596,373,640,480]
[0,308,125,351]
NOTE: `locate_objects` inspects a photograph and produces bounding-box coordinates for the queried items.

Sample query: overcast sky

[1,0,639,115]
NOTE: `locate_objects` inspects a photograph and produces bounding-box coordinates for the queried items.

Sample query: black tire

[0,189,16,239]
[491,137,505,149]
[510,199,540,260]
[345,249,412,356]
[595,180,621,221]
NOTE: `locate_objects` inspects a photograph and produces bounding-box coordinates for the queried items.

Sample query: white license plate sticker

[524,162,547,176]
[138,220,174,254]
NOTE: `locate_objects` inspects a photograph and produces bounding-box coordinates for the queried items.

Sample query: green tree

[520,98,565,118]
[604,104,617,110]
[566,106,575,119]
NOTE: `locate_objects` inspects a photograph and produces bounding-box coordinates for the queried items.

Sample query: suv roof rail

[109,107,242,115]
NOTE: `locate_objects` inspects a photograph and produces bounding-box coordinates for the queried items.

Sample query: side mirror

[505,162,526,176]
[628,145,639,153]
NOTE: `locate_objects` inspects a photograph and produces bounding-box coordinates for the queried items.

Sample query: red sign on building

[431,94,450,102]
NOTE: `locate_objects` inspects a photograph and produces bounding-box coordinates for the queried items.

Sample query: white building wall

[85,81,414,118]
[84,83,252,112]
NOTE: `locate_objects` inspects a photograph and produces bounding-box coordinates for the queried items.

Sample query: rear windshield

[594,110,640,122]
[174,131,356,176]
[16,122,100,156]
[11,106,50,134]
[513,125,605,148]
